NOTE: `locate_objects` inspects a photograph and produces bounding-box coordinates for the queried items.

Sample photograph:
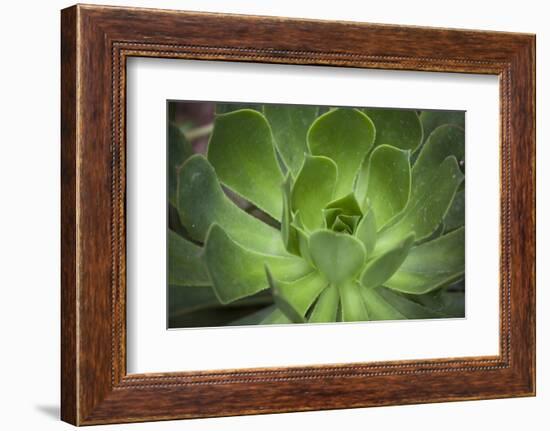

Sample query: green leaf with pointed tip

[267,269,328,323]
[360,287,406,320]
[291,155,337,230]
[374,156,464,254]
[323,208,342,228]
[204,225,311,304]
[355,209,377,257]
[443,186,465,232]
[308,286,339,323]
[263,105,319,175]
[307,108,375,198]
[281,175,300,255]
[361,233,415,289]
[340,280,369,321]
[168,230,210,286]
[376,287,443,319]
[413,125,465,182]
[359,145,411,227]
[325,192,362,216]
[419,110,465,143]
[178,155,287,255]
[261,309,293,325]
[207,109,284,219]
[364,108,423,151]
[385,227,464,294]
[168,124,193,207]
[309,230,366,285]
[332,217,352,233]
[337,214,360,232]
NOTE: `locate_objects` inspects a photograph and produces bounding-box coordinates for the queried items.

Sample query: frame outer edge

[61,5,79,426]
[60,4,536,425]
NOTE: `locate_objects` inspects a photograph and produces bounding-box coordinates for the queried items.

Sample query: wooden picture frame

[61,4,536,425]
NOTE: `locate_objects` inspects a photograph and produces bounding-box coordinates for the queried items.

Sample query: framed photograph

[61,4,536,425]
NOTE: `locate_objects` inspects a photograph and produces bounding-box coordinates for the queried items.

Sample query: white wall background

[0,0,546,429]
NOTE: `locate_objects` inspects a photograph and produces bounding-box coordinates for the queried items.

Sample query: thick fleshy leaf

[374,156,464,254]
[207,109,284,219]
[261,309,293,325]
[263,105,319,175]
[360,287,406,320]
[419,110,465,143]
[169,286,273,328]
[216,103,262,114]
[309,230,366,285]
[168,285,219,317]
[376,287,443,319]
[361,233,415,289]
[168,230,209,286]
[267,269,328,322]
[359,145,411,227]
[308,286,339,323]
[336,214,360,232]
[281,175,300,255]
[291,155,337,230]
[363,108,423,151]
[293,213,314,266]
[177,155,287,255]
[332,217,352,234]
[204,224,311,304]
[227,305,279,326]
[168,124,193,207]
[413,125,465,182]
[340,280,369,321]
[307,109,375,198]
[385,227,465,294]
[325,192,362,216]
[355,209,377,256]
[444,186,465,232]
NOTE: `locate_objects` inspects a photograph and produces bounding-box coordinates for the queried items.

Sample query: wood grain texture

[60,4,536,425]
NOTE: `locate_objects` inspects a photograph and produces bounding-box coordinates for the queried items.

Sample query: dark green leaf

[204,224,311,304]
[385,227,465,294]
[360,287,406,320]
[177,155,287,255]
[364,108,423,151]
[360,233,415,289]
[168,230,209,286]
[376,287,443,319]
[419,110,465,143]
[374,156,464,254]
[168,124,193,207]
[443,186,465,232]
[263,105,319,175]
[413,125,465,182]
[216,103,262,114]
[207,109,284,219]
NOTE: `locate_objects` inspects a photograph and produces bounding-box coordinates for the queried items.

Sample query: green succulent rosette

[168,105,465,326]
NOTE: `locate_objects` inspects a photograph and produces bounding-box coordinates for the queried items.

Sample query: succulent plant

[168,104,465,327]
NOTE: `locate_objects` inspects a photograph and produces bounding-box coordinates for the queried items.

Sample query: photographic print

[167,102,465,329]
